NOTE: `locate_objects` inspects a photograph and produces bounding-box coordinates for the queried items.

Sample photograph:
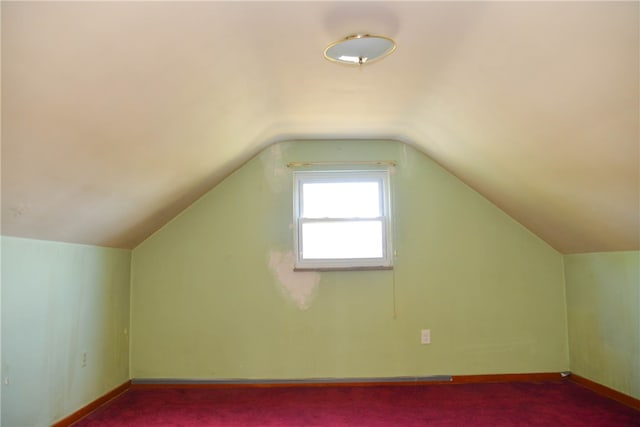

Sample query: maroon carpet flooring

[73,381,639,426]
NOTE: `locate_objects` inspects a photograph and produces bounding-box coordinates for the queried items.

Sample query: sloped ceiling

[2,1,638,253]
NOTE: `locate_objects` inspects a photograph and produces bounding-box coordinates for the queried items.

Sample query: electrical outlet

[421,329,431,344]
[82,352,87,368]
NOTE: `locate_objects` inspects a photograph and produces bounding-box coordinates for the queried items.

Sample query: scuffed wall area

[268,250,320,310]
[130,140,568,380]
[1,237,131,427]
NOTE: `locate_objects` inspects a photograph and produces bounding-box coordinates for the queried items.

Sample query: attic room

[1,1,638,426]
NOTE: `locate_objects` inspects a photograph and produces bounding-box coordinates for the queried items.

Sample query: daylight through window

[293,169,393,270]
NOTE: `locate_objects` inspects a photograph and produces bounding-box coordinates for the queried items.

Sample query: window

[293,169,393,270]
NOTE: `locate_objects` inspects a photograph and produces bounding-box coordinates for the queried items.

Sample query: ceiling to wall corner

[1,1,638,253]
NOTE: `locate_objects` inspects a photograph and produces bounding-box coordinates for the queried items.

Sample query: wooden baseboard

[452,372,564,384]
[131,376,453,389]
[569,374,640,411]
[51,380,131,427]
[131,372,563,390]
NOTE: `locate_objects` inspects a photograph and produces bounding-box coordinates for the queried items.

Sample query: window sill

[293,266,393,272]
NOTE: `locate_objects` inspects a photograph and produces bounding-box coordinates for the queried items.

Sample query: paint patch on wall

[268,250,320,310]
[259,144,289,194]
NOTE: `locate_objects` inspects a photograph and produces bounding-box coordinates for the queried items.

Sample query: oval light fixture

[324,34,396,65]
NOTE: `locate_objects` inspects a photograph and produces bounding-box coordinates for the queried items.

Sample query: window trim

[293,168,394,271]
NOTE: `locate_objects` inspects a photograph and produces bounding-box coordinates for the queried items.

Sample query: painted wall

[1,237,131,427]
[565,251,640,399]
[131,140,568,380]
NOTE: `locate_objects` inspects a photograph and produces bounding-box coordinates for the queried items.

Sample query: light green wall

[2,140,636,426]
[565,251,640,399]
[1,236,131,427]
[131,140,568,380]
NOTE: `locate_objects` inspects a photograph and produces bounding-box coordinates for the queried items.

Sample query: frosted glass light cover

[324,34,396,65]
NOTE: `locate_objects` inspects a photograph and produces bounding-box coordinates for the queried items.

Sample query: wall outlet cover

[421,329,431,344]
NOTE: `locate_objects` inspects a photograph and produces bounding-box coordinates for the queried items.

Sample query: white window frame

[293,168,394,271]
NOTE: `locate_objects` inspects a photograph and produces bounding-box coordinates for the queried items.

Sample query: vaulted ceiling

[2,1,638,253]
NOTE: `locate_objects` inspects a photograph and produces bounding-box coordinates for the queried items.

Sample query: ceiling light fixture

[324,34,396,66]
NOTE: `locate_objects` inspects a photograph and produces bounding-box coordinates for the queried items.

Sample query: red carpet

[74,381,639,426]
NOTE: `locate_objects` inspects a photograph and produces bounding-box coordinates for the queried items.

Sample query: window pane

[301,221,383,259]
[302,182,380,218]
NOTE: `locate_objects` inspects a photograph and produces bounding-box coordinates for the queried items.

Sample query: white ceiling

[2,1,638,253]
